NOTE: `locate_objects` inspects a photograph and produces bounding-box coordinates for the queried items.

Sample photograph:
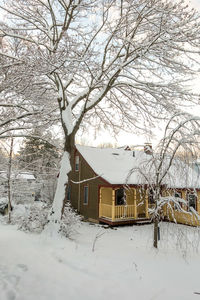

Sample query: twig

[92,230,105,252]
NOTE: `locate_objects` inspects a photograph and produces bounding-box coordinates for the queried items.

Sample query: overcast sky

[190,0,200,10]
[1,0,200,148]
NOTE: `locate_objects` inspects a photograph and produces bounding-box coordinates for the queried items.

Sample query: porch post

[145,189,149,218]
[162,190,167,217]
[133,188,137,219]
[112,188,115,221]
[99,187,102,218]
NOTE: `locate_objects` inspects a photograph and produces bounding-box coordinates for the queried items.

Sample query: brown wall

[69,149,109,221]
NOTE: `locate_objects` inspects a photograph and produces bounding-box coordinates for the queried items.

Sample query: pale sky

[189,0,200,10]
[1,0,200,149]
[86,0,200,148]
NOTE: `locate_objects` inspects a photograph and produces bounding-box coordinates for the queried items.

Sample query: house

[68,145,200,226]
[163,158,200,226]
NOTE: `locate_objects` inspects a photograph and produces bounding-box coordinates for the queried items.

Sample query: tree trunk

[153,184,160,249]
[153,216,159,248]
[44,133,75,235]
[7,137,13,223]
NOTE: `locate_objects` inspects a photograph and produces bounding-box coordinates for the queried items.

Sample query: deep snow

[0,222,200,300]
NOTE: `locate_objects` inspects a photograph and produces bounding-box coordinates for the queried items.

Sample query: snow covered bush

[17,203,49,233]
[6,203,49,233]
[59,202,81,238]
[9,204,28,226]
[0,203,24,225]
[1,200,81,238]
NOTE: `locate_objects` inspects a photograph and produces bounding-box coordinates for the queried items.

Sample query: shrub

[59,202,81,238]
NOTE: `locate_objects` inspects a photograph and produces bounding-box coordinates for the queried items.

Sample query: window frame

[83,185,89,205]
[148,188,155,205]
[75,155,79,172]
[187,192,197,211]
[67,185,71,201]
[174,191,182,210]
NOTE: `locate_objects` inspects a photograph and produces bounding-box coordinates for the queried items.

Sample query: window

[175,191,182,198]
[75,155,79,171]
[84,186,89,205]
[187,193,197,211]
[148,189,155,204]
[174,191,182,210]
[115,188,126,205]
[67,185,71,201]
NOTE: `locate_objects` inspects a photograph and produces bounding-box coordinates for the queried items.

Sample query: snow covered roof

[16,173,35,180]
[76,145,200,188]
[77,144,147,185]
[0,171,35,180]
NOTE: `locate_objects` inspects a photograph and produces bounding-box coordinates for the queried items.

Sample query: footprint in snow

[16,264,28,272]
[0,263,28,300]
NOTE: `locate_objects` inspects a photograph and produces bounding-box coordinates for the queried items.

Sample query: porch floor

[99,217,152,226]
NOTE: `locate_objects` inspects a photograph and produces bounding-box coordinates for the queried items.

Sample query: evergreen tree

[17,130,61,203]
[18,129,60,177]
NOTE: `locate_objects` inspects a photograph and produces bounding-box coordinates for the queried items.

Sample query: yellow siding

[101,187,112,205]
[197,191,200,215]
[167,209,200,226]
[126,187,147,216]
[163,189,200,227]
[136,189,146,215]
[126,188,134,205]
[101,204,112,218]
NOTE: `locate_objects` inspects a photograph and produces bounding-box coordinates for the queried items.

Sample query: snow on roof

[163,159,200,189]
[0,171,35,180]
[76,145,154,185]
[76,145,200,188]
[16,173,35,180]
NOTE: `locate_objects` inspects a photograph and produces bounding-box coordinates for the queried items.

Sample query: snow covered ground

[0,222,200,300]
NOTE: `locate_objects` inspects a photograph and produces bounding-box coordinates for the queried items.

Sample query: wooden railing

[115,205,135,219]
[100,204,136,220]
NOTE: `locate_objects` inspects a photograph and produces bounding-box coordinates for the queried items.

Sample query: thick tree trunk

[44,133,75,235]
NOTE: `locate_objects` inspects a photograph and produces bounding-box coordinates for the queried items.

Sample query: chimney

[144,143,152,155]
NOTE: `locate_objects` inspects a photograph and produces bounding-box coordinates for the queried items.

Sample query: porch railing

[100,203,136,220]
[115,205,135,219]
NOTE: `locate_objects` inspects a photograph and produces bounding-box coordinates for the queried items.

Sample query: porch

[99,186,150,225]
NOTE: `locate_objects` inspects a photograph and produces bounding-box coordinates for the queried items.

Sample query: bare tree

[0,32,59,143]
[127,113,200,248]
[1,0,200,232]
[0,138,14,220]
[7,137,13,223]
